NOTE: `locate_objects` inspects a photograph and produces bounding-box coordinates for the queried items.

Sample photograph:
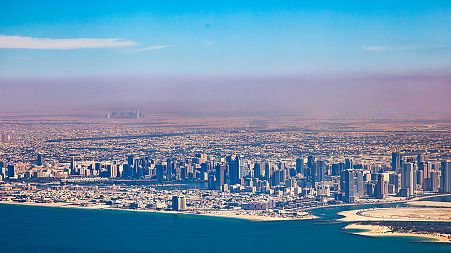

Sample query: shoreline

[343,223,451,243]
[0,201,316,222]
[337,207,451,222]
[338,197,451,243]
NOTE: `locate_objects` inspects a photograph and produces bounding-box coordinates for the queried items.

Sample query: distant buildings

[1,133,11,143]
[105,110,144,119]
[1,144,450,204]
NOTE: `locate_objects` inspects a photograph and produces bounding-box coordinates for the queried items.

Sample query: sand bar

[338,207,451,222]
[344,223,451,243]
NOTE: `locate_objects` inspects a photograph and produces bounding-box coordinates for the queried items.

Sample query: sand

[338,207,451,222]
[344,223,451,243]
[407,201,451,208]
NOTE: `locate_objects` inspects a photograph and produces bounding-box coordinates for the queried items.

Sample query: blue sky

[1,0,451,77]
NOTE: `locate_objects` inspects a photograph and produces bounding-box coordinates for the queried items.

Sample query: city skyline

[1,2,451,251]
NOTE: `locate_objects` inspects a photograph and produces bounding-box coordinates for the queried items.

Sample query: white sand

[338,207,451,222]
[407,201,451,208]
[344,223,450,243]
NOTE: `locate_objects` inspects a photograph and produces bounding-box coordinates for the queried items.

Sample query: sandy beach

[338,207,451,222]
[407,201,451,208]
[344,223,451,243]
[0,201,315,222]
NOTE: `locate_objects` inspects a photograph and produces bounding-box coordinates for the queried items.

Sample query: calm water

[0,204,449,253]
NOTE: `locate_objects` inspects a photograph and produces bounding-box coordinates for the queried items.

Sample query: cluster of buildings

[105,110,144,119]
[0,116,450,215]
[1,151,450,204]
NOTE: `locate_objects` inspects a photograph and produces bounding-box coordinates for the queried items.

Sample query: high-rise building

[345,158,353,170]
[7,164,15,178]
[316,160,325,182]
[355,170,364,197]
[343,170,355,203]
[296,158,304,176]
[230,155,241,185]
[389,173,401,194]
[441,161,451,193]
[391,152,401,171]
[429,171,440,192]
[376,174,388,199]
[36,154,43,166]
[307,155,315,181]
[172,196,186,211]
[254,162,262,179]
[127,155,135,167]
[107,164,118,178]
[1,133,11,143]
[416,154,424,165]
[70,156,76,171]
[401,162,415,196]
[0,161,4,177]
[215,164,226,190]
[156,164,165,181]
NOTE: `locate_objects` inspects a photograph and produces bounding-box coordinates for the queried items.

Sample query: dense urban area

[0,112,450,220]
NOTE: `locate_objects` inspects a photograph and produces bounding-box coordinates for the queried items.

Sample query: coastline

[337,207,451,222]
[0,201,316,222]
[343,223,451,243]
[337,197,451,243]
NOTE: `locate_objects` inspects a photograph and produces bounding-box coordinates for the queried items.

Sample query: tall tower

[402,162,415,196]
[296,158,304,176]
[36,154,43,166]
[230,155,241,185]
[441,161,451,193]
[391,152,401,171]
[215,164,226,190]
[376,174,388,199]
[343,170,355,203]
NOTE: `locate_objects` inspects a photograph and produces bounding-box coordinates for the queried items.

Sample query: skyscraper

[308,156,316,183]
[391,152,401,171]
[36,154,43,166]
[296,158,304,176]
[343,170,355,203]
[316,160,325,182]
[355,170,364,197]
[172,196,186,211]
[401,162,415,196]
[253,162,262,179]
[230,155,241,185]
[345,158,353,170]
[215,164,226,190]
[440,161,451,193]
[376,174,388,199]
[7,164,15,178]
[156,164,165,182]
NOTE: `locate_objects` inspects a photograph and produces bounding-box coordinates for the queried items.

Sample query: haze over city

[1,1,450,117]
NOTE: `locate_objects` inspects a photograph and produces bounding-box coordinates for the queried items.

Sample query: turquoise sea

[0,203,449,253]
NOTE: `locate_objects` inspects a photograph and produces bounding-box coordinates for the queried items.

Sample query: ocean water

[0,204,449,253]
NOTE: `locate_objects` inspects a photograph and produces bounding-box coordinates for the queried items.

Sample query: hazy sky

[1,1,450,116]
